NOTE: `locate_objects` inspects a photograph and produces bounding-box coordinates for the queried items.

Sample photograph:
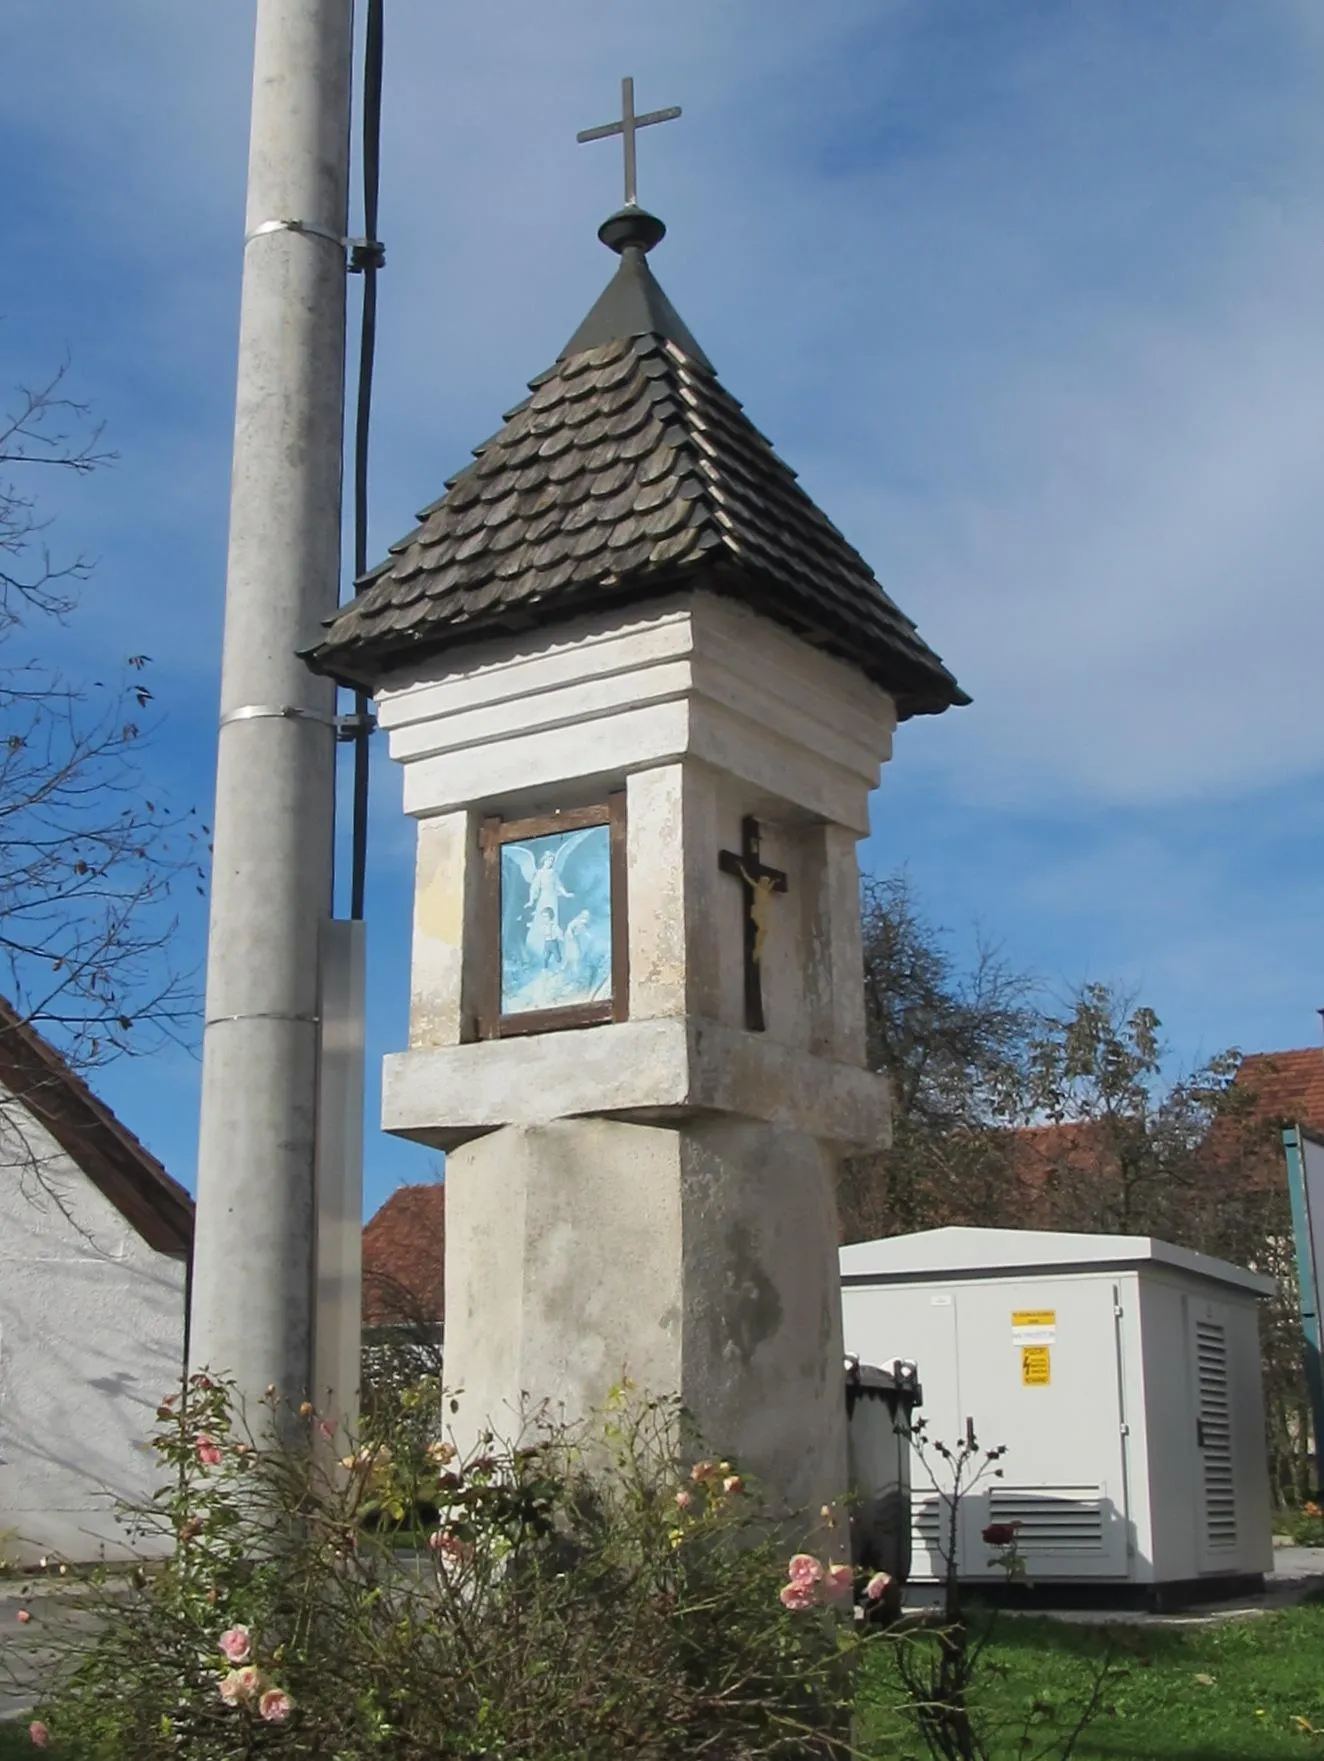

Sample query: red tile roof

[997,1052,1324,1208]
[1234,1049,1324,1134]
[361,1182,445,1329]
[999,1121,1114,1224]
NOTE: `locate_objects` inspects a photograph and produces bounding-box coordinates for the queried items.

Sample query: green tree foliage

[839,873,1037,1243]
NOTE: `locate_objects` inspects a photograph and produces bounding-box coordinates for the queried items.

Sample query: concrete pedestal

[444,1115,848,1518]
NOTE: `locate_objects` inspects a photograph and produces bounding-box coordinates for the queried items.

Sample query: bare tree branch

[0,349,199,1231]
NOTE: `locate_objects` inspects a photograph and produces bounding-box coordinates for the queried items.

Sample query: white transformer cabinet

[840,1227,1275,1603]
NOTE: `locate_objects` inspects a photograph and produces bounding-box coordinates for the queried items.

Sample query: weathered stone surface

[442,1116,849,1521]
[407,811,480,1050]
[377,593,896,833]
[381,1015,890,1153]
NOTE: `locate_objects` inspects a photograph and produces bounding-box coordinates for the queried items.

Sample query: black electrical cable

[348,0,385,922]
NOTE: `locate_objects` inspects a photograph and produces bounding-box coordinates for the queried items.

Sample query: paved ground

[902,1545,1324,1628]
[0,1577,120,1723]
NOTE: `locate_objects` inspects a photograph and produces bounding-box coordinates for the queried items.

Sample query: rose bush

[19,1375,864,1758]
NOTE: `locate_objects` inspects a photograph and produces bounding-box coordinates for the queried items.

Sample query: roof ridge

[666,346,925,638]
[0,996,192,1255]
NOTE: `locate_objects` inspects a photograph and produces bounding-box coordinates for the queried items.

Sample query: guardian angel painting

[499,823,613,1016]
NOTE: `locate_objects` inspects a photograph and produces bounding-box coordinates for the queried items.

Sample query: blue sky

[2,0,1322,1219]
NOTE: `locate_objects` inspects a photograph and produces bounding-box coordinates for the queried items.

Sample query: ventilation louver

[987,1487,1106,1553]
[1196,1320,1238,1549]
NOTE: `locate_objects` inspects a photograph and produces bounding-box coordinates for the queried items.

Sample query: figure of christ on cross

[576,76,682,209]
[718,816,788,1034]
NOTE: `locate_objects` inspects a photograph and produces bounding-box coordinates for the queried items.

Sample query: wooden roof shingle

[307,235,967,720]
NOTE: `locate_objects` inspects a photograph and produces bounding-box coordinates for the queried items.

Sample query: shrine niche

[479,797,628,1037]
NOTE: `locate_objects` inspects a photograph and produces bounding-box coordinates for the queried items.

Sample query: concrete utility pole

[190,0,354,1415]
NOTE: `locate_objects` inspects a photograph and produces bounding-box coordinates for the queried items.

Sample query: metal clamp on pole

[245,219,386,276]
[246,216,349,253]
[336,707,378,743]
[348,238,386,274]
[219,703,339,731]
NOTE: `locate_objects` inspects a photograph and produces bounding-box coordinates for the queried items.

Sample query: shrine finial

[577,76,680,255]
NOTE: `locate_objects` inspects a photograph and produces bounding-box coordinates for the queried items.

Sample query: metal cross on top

[577,77,682,209]
[719,816,788,1034]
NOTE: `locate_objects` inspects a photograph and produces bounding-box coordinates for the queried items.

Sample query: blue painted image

[500,824,613,1016]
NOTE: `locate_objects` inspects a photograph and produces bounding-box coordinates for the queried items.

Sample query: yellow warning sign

[1012,1309,1057,1345]
[1021,1345,1051,1386]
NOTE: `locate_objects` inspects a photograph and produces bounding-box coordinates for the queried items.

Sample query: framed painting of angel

[478,796,628,1036]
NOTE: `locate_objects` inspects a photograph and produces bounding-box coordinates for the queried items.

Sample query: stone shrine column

[373,592,896,1517]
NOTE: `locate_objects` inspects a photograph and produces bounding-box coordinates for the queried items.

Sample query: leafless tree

[1025,986,1308,1496]
[0,354,202,1213]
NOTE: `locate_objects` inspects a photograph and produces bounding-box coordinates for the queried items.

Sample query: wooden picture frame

[477,793,628,1039]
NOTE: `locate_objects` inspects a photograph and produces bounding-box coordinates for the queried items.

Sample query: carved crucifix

[719,816,788,1033]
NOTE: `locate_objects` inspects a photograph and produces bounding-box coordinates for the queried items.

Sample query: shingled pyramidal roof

[307,206,968,719]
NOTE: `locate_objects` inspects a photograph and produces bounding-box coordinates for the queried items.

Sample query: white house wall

[0,1102,185,1565]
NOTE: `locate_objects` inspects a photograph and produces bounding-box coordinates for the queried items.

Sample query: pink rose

[787,1554,824,1587]
[218,1625,251,1664]
[690,1459,720,1485]
[722,1474,744,1496]
[259,1688,294,1724]
[28,1722,49,1748]
[674,1490,692,1509]
[865,1570,894,1601]
[16,1609,31,1625]
[779,1580,817,1611]
[219,1666,263,1705]
[195,1435,223,1468]
[823,1562,853,1605]
[428,1530,474,1566]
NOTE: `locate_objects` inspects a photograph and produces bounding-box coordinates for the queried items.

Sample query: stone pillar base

[443,1115,848,1521]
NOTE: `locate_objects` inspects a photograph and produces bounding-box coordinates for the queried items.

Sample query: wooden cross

[576,76,682,209]
[719,816,788,1034]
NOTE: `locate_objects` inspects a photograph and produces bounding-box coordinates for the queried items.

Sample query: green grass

[4,1600,1320,1759]
[857,1599,1324,1759]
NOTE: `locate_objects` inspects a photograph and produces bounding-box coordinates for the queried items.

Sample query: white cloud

[873,203,1324,805]
[10,3,1322,811]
